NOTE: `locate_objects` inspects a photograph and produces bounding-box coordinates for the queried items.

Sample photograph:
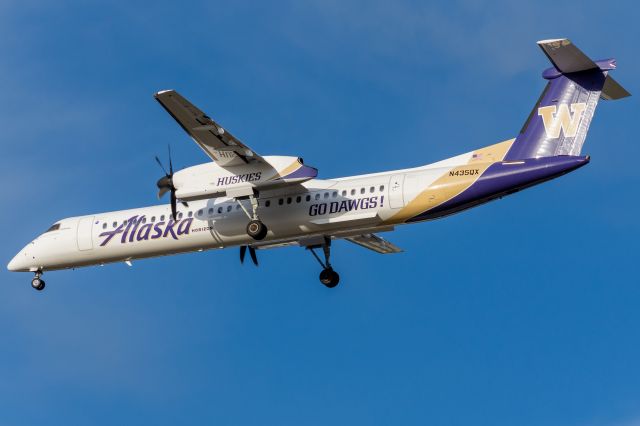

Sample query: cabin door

[388,174,405,208]
[77,216,95,251]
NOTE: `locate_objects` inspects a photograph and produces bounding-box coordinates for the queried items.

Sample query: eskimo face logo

[538,102,587,138]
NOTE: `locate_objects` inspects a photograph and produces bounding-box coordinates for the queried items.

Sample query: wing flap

[345,233,403,254]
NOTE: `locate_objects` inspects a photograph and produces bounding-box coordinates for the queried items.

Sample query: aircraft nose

[7,246,32,272]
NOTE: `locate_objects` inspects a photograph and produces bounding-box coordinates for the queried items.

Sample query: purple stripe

[407,156,590,223]
[281,165,318,180]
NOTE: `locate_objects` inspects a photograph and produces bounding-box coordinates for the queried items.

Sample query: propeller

[239,245,258,266]
[155,145,187,219]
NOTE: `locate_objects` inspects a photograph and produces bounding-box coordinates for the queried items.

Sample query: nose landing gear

[308,238,340,288]
[31,272,45,291]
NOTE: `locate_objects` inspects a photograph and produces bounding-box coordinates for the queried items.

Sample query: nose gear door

[76,216,95,251]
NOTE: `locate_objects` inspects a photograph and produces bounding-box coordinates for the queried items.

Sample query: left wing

[154,90,263,167]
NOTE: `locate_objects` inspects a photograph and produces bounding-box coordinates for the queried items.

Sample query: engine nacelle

[173,156,318,201]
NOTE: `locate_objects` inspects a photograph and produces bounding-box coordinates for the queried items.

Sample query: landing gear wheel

[31,277,45,291]
[246,220,268,240]
[319,268,340,288]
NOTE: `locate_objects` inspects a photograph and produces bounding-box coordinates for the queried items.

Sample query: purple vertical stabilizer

[503,39,629,161]
[504,69,605,160]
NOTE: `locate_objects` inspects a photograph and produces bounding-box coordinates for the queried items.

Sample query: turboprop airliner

[7,39,630,290]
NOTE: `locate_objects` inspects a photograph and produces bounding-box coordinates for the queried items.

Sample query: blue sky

[1,1,639,424]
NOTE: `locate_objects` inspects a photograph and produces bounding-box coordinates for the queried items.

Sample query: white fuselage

[8,149,475,273]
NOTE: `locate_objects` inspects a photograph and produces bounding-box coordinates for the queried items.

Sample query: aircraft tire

[31,278,45,291]
[246,220,268,240]
[319,268,339,288]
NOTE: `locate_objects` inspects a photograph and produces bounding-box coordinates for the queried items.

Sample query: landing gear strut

[236,194,268,240]
[31,271,45,291]
[309,238,340,288]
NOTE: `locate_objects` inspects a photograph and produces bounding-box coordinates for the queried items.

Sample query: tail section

[504,39,630,161]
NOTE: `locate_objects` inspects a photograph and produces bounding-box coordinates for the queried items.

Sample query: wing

[344,233,403,254]
[251,231,403,254]
[154,90,263,167]
[247,227,402,254]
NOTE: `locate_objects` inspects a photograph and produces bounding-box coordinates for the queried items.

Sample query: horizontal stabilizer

[537,38,598,73]
[601,75,631,100]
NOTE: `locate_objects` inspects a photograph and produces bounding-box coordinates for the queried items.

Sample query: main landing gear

[308,238,340,288]
[31,271,45,291]
[236,194,268,241]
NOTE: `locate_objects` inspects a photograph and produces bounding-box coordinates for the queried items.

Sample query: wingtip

[154,89,174,97]
[537,38,570,46]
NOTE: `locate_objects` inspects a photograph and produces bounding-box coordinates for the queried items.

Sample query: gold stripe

[385,138,515,224]
[267,160,301,181]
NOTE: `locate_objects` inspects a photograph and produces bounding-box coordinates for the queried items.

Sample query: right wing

[154,90,264,167]
[246,227,403,255]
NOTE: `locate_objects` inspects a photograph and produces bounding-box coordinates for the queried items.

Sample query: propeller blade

[157,186,170,199]
[168,145,173,175]
[249,246,258,266]
[240,245,246,264]
[155,155,169,176]
[157,187,170,199]
[170,191,177,220]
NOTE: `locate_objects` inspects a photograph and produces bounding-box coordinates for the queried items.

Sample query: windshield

[44,223,61,233]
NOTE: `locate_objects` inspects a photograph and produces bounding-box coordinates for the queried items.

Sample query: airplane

[7,39,630,291]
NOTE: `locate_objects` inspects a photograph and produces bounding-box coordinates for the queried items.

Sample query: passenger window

[332,191,338,198]
[236,205,240,210]
[306,195,311,202]
[102,223,107,229]
[178,212,183,219]
[188,211,193,218]
[141,217,146,224]
[341,190,346,196]
[278,198,284,205]
[265,200,271,207]
[379,185,385,192]
[197,209,203,216]
[227,205,232,212]
[324,192,329,199]
[151,216,156,222]
[360,188,365,194]
[296,196,301,203]
[160,215,165,221]
[208,208,214,214]
[370,186,374,193]
[218,207,223,214]
[351,189,356,195]
[112,221,117,228]
[315,193,320,200]
[286,197,292,204]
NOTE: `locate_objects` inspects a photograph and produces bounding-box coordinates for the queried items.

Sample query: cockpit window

[45,223,61,233]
